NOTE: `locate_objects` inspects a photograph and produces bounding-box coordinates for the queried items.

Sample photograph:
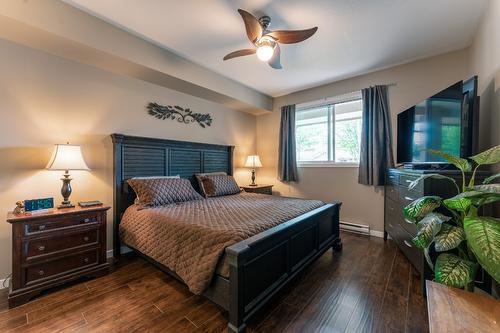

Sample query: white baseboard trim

[0,278,9,290]
[369,230,385,238]
[340,220,384,238]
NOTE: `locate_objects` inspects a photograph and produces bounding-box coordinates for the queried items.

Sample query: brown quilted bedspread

[120,192,324,294]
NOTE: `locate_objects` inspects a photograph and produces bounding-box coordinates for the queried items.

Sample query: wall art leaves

[147,102,212,128]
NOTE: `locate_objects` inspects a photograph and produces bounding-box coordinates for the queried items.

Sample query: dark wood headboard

[111,133,234,256]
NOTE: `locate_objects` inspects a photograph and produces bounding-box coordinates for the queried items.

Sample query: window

[296,92,363,165]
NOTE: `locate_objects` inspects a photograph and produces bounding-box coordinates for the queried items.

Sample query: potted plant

[403,145,499,291]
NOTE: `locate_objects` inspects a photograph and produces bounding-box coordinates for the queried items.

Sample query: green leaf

[428,149,471,171]
[434,253,478,288]
[443,194,473,212]
[470,145,500,165]
[408,174,459,193]
[434,224,465,252]
[464,216,500,284]
[473,183,500,193]
[403,196,442,222]
[412,213,450,249]
[483,173,500,184]
[448,187,500,208]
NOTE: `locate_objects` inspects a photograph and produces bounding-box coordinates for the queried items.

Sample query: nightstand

[241,184,274,195]
[6,205,110,307]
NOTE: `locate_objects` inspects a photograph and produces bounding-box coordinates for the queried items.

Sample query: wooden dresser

[241,184,273,195]
[384,168,490,291]
[6,205,110,307]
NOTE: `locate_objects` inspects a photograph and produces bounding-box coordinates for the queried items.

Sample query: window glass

[296,96,362,164]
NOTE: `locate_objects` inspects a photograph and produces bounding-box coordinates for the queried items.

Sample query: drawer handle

[404,196,414,201]
[38,225,46,231]
[83,218,90,223]
[388,222,393,228]
[405,180,413,183]
[37,245,46,251]
[404,218,414,224]
[83,236,89,242]
[403,240,413,248]
[83,257,89,263]
[38,269,45,276]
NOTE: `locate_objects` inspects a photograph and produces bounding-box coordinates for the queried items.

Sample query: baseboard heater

[340,221,370,236]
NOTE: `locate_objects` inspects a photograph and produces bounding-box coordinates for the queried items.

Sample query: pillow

[198,174,241,198]
[127,177,202,207]
[131,176,180,204]
[131,175,180,180]
[195,172,227,196]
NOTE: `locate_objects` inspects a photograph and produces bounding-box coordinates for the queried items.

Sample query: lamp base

[58,171,74,209]
[248,184,258,187]
[57,203,75,209]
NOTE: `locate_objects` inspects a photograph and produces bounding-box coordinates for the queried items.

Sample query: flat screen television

[397,76,479,167]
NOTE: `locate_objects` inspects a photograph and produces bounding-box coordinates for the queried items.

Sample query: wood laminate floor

[0,233,428,332]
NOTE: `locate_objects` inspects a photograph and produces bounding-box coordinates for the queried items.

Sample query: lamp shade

[46,144,90,171]
[244,155,262,168]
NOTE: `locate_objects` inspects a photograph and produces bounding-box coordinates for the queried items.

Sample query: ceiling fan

[223,9,318,69]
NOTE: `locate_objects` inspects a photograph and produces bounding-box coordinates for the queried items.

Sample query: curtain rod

[296,83,398,109]
[328,82,398,99]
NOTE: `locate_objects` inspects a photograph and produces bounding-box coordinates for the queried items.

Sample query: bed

[111,134,342,333]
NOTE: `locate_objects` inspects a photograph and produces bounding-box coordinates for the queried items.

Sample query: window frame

[295,92,363,168]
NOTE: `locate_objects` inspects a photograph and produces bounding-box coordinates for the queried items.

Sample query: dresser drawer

[386,198,417,237]
[400,213,417,236]
[385,184,398,202]
[399,173,423,191]
[392,223,422,272]
[25,229,98,260]
[25,249,98,285]
[385,197,402,217]
[399,186,421,205]
[23,213,99,236]
[387,170,399,185]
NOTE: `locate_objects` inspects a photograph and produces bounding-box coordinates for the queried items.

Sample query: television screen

[397,81,464,163]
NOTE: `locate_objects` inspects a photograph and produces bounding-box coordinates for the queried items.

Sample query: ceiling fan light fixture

[256,44,274,61]
[223,9,318,69]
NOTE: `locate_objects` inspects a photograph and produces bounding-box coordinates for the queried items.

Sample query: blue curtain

[278,104,299,182]
[358,85,395,186]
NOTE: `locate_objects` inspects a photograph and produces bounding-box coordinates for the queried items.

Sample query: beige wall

[0,0,273,114]
[256,49,472,233]
[469,0,500,219]
[0,39,257,279]
[469,0,500,153]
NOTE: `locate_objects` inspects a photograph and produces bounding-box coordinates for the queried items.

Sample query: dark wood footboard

[226,202,342,333]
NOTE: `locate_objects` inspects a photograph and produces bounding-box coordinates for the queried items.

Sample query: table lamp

[244,155,262,186]
[46,143,90,208]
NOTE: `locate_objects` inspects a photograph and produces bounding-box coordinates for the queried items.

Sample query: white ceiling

[64,0,488,97]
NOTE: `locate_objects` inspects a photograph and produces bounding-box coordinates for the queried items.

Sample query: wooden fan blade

[238,9,262,43]
[223,49,256,61]
[268,44,282,69]
[265,27,318,44]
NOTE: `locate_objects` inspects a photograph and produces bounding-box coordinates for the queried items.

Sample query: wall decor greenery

[147,102,212,128]
[403,145,500,291]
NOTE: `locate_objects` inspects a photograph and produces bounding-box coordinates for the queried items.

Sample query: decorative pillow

[199,174,241,197]
[131,176,180,204]
[131,175,180,180]
[127,177,202,207]
[195,172,227,196]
